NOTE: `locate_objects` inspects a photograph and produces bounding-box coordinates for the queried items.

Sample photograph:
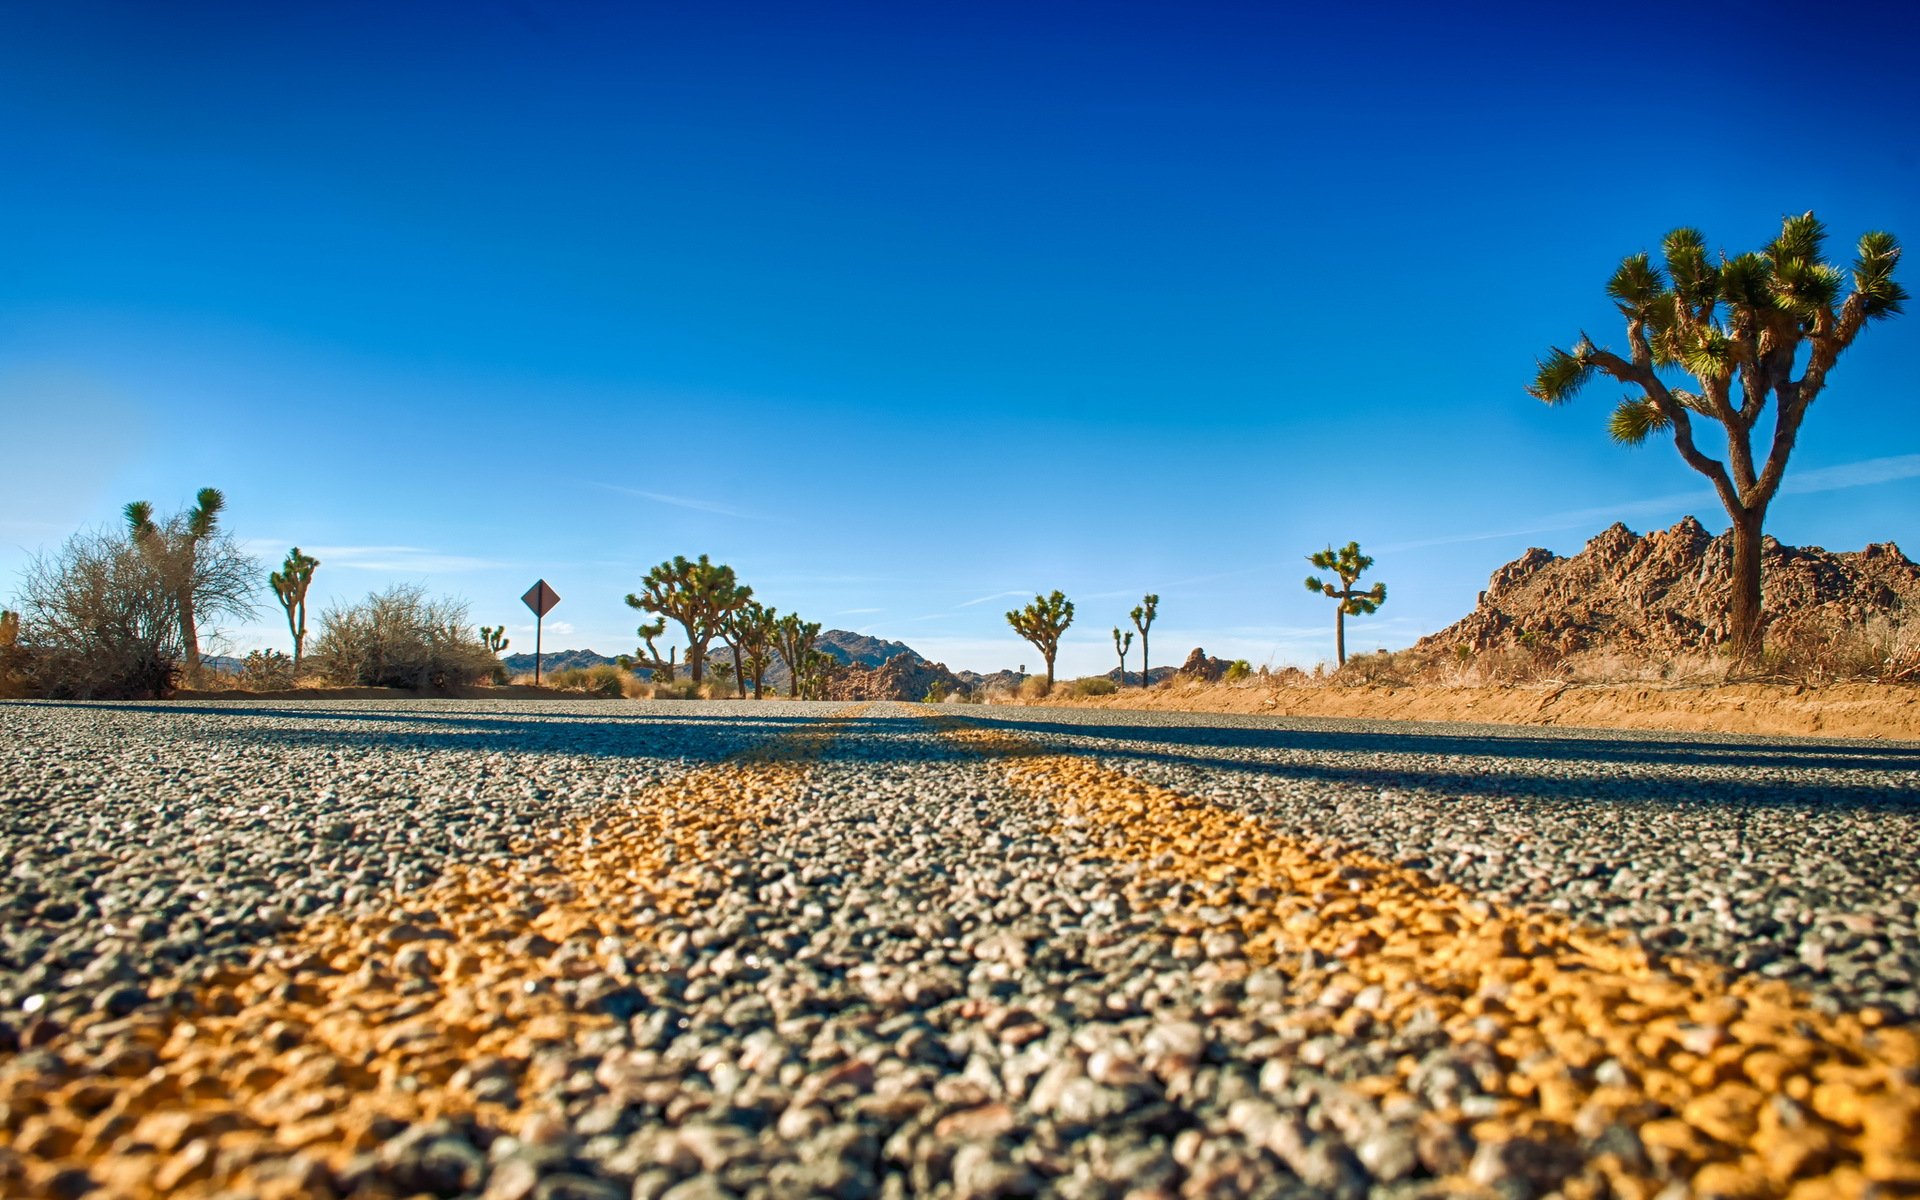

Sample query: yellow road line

[931,716,1919,1200]
[1,707,863,1199]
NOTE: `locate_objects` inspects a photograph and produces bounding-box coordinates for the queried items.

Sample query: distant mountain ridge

[501,649,616,675]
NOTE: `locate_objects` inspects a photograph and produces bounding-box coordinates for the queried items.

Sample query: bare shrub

[237,649,296,690]
[547,663,631,697]
[1065,676,1117,698]
[1760,614,1918,685]
[1018,675,1053,701]
[10,529,182,698]
[310,584,497,689]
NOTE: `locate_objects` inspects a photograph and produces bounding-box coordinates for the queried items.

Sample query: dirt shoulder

[1042,679,1920,741]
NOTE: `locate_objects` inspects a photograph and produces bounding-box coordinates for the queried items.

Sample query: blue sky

[4,1,1917,676]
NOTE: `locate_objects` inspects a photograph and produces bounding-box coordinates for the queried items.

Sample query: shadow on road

[17,701,1918,811]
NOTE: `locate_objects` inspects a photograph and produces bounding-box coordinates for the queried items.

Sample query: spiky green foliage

[1531,212,1904,661]
[1305,542,1387,667]
[1112,625,1133,685]
[1607,397,1671,446]
[1853,230,1908,320]
[1528,346,1597,404]
[773,613,823,699]
[479,625,510,654]
[270,546,320,670]
[1007,590,1074,689]
[1130,594,1158,688]
[624,554,750,685]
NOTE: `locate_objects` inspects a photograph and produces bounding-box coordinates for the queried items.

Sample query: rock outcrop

[1175,648,1234,682]
[826,653,970,701]
[1416,517,1919,660]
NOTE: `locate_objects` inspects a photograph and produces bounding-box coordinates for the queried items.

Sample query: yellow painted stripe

[1,707,864,1199]
[932,717,1920,1200]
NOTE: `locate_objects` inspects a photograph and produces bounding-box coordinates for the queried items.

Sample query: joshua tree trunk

[1334,605,1345,667]
[179,588,201,675]
[1044,652,1056,689]
[1139,633,1148,687]
[1729,507,1766,663]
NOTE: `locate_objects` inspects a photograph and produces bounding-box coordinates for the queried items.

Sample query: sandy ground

[1041,679,1920,740]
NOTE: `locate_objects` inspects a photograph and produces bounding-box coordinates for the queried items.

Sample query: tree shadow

[938,710,1920,812]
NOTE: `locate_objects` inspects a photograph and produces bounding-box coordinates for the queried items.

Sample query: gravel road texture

[0,699,1915,1199]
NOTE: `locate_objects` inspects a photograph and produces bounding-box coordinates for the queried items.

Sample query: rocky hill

[1416,517,1919,660]
[818,630,921,668]
[501,649,616,676]
[826,653,971,701]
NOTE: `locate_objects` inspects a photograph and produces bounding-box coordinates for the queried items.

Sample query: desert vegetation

[5,505,258,699]
[1305,541,1387,667]
[1006,591,1074,690]
[1531,212,1905,662]
[1130,595,1157,687]
[308,584,499,690]
[268,547,319,672]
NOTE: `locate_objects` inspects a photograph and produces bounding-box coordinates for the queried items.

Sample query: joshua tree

[479,625,510,654]
[631,617,677,682]
[1530,213,1904,662]
[727,601,780,699]
[124,488,255,676]
[624,554,750,684]
[269,547,320,671]
[773,613,823,698]
[1306,542,1386,667]
[1112,626,1133,685]
[799,648,837,700]
[1130,594,1158,687]
[1007,590,1074,691]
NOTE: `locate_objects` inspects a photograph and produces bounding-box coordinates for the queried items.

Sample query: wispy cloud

[956,589,1032,608]
[1375,452,1920,555]
[837,607,884,615]
[590,482,759,519]
[248,542,509,574]
[1780,453,1920,495]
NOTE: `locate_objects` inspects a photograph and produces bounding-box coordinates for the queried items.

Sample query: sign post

[521,580,561,684]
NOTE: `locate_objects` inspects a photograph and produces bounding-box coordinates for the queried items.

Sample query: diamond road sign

[522,580,561,618]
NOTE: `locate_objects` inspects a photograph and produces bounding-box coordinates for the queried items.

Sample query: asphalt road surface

[1,699,1916,1199]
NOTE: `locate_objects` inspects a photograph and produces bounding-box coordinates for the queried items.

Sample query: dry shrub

[649,679,701,700]
[236,649,296,690]
[546,663,634,697]
[310,584,497,689]
[1065,676,1117,698]
[1018,676,1053,701]
[1760,614,1917,684]
[9,529,182,699]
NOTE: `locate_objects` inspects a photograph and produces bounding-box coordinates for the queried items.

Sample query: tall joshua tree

[729,601,780,699]
[1305,542,1385,667]
[1007,590,1074,690]
[1130,594,1158,688]
[1531,213,1904,661]
[632,618,677,682]
[773,614,822,698]
[125,487,233,676]
[624,554,750,685]
[269,547,320,671]
[1112,626,1133,685]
